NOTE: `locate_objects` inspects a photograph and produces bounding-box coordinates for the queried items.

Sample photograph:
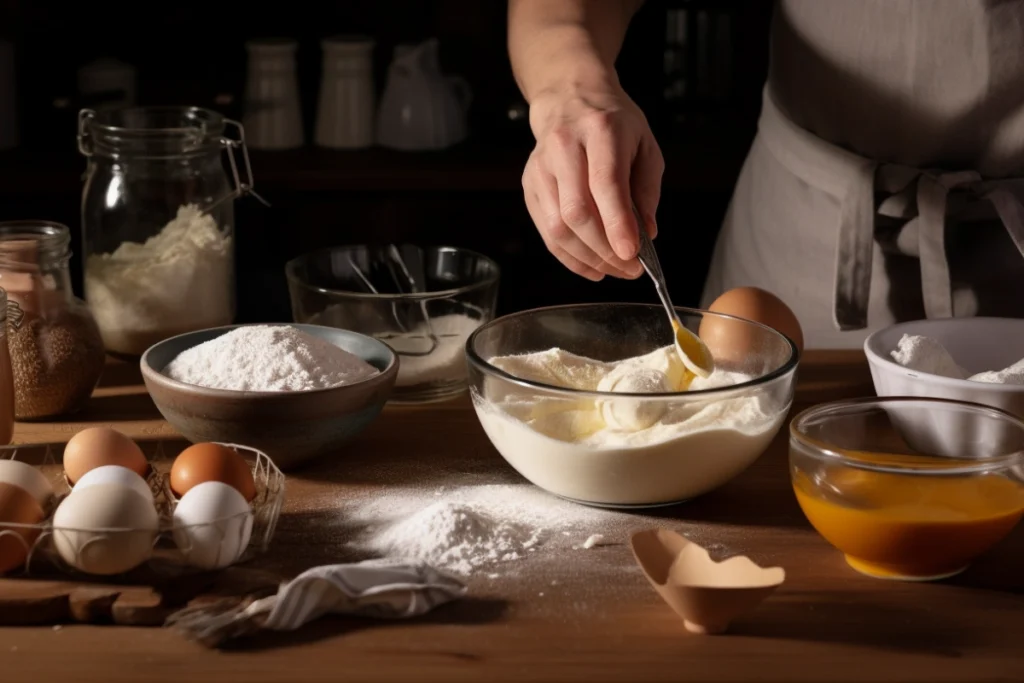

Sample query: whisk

[347,245,440,357]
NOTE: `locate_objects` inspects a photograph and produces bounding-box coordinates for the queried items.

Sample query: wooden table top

[4,350,1024,683]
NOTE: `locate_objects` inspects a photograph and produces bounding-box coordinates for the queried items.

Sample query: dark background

[0,0,773,322]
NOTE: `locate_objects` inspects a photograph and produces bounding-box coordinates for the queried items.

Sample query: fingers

[584,113,642,260]
[523,175,605,281]
[630,134,665,239]
[549,137,642,279]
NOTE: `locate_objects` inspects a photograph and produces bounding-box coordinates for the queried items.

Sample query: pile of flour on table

[163,325,379,391]
[891,334,1024,384]
[346,484,620,576]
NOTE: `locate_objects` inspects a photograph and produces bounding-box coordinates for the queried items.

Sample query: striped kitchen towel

[166,560,467,647]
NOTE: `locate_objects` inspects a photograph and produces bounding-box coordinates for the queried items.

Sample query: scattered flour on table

[163,325,379,391]
[345,484,625,576]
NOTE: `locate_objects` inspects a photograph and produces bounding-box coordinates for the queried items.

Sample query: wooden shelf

[249,143,529,193]
[0,123,750,197]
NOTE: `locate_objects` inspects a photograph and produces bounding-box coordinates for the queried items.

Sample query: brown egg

[63,427,148,485]
[0,481,45,574]
[699,287,804,367]
[170,443,257,501]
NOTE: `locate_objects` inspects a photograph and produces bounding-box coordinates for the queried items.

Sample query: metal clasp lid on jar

[76,107,271,215]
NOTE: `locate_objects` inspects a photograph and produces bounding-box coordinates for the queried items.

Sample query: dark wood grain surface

[3,351,1022,683]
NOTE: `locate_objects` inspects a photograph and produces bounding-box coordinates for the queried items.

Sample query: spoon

[632,208,715,379]
[630,529,785,635]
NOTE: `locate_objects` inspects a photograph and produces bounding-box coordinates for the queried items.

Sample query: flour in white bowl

[890,334,1024,385]
[163,325,379,391]
[890,334,966,379]
[970,358,1024,384]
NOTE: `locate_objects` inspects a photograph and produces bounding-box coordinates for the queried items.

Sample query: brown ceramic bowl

[140,323,398,471]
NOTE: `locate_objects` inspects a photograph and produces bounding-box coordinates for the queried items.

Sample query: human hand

[522,80,664,281]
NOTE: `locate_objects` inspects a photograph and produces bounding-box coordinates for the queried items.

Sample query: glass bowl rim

[789,396,1024,474]
[284,244,501,301]
[465,302,800,399]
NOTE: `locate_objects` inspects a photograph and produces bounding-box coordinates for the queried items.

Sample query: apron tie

[832,160,877,330]
[916,170,981,320]
[755,87,1024,332]
[838,166,1024,329]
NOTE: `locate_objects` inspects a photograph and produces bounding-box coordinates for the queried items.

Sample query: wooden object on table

[3,350,1023,683]
[0,565,280,626]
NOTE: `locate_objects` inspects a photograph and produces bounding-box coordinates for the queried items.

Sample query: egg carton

[0,441,285,577]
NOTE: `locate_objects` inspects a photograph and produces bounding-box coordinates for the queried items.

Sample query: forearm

[508,0,644,103]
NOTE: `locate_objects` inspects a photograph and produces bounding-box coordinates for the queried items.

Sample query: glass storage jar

[0,221,105,419]
[0,288,14,442]
[78,106,263,357]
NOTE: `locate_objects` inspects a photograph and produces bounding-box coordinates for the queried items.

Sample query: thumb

[631,137,665,238]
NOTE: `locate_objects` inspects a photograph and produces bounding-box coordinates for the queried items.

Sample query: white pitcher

[376,38,471,151]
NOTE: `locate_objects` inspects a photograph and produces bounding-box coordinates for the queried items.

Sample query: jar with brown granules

[0,221,105,419]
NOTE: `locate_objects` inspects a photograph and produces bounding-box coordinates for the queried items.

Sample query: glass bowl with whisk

[286,245,500,403]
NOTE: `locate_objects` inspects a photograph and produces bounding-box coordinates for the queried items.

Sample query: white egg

[72,465,153,502]
[52,483,158,575]
[172,481,253,570]
[0,459,53,507]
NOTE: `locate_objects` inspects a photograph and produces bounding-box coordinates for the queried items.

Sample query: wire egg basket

[0,441,285,578]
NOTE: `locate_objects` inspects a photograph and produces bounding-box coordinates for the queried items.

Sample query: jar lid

[80,107,226,157]
[322,35,375,52]
[245,38,299,54]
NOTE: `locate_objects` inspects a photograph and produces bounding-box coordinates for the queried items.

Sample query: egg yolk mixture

[793,463,1024,579]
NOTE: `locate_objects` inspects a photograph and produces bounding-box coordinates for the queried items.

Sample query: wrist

[526,61,620,103]
[527,71,623,134]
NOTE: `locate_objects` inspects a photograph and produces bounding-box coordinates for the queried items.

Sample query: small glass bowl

[467,303,798,508]
[286,245,500,403]
[790,397,1024,581]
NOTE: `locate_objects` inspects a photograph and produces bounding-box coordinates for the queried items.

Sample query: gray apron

[701,0,1024,349]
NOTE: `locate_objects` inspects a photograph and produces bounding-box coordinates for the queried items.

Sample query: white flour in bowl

[163,325,379,391]
[387,313,481,387]
[891,333,1024,385]
[309,309,481,389]
[890,333,966,379]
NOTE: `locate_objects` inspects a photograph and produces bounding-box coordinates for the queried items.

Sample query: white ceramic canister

[243,39,304,150]
[315,36,376,150]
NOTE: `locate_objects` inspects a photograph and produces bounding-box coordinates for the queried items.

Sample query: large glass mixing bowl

[466,303,799,508]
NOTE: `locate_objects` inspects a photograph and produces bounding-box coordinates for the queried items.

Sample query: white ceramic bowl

[864,318,1024,418]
